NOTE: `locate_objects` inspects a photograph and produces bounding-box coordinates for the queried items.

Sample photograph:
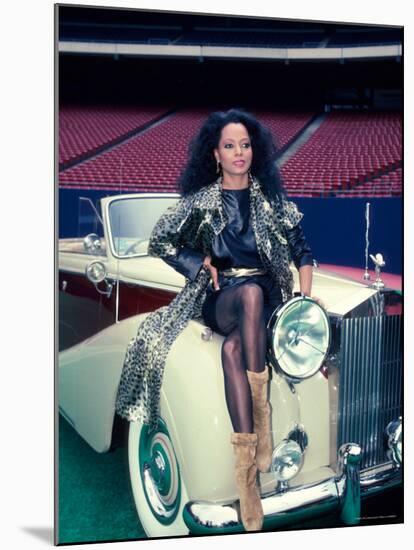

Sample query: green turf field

[57,415,403,545]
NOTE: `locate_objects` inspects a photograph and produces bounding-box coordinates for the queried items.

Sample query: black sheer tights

[213,283,267,434]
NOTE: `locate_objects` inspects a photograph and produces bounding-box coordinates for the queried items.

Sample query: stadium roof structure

[57,5,402,63]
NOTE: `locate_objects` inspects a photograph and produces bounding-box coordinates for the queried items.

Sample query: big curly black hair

[178,108,286,201]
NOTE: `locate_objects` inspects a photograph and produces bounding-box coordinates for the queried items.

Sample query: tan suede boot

[246,369,273,473]
[230,432,264,532]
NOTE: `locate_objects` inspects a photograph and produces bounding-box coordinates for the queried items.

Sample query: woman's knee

[237,283,264,313]
[222,332,243,365]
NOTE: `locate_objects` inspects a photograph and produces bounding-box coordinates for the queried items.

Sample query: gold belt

[220,267,266,278]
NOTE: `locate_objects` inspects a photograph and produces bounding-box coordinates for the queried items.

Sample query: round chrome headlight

[271,440,304,482]
[267,296,331,380]
[85,260,107,283]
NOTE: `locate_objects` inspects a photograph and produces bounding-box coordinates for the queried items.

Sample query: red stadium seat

[59,108,401,198]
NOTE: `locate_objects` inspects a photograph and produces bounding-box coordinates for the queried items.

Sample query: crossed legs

[210,282,272,530]
[212,283,267,433]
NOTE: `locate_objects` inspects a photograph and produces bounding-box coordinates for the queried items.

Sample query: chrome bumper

[183,443,402,534]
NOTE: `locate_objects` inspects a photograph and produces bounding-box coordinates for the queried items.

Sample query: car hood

[59,246,383,317]
[118,256,380,317]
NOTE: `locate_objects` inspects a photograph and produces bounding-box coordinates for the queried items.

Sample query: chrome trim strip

[185,477,340,531]
[360,462,401,489]
[361,461,395,479]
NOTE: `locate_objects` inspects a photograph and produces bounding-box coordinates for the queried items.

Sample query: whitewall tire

[128,417,190,537]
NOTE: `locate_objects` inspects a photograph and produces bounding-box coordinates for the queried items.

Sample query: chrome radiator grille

[337,314,402,470]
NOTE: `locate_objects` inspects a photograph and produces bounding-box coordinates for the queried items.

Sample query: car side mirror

[83,233,103,255]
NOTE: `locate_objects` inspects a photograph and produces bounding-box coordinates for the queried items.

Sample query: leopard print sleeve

[147,193,196,259]
[280,198,304,230]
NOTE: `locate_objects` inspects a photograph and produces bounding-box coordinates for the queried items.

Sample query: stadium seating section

[280,111,401,197]
[59,107,402,197]
[59,105,172,167]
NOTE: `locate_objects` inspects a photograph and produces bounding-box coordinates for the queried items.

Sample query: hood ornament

[370,253,386,289]
[362,203,386,289]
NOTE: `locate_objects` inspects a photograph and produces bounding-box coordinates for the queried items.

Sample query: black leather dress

[201,187,312,333]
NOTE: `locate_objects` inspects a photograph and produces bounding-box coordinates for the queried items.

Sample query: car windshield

[108,196,178,257]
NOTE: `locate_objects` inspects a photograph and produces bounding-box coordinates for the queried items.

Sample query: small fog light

[271,439,304,482]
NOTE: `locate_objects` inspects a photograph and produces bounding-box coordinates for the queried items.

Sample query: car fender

[160,320,302,502]
[58,314,147,453]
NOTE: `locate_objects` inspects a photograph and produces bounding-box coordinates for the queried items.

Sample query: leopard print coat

[115,177,304,430]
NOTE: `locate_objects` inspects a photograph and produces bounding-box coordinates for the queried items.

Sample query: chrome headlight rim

[85,260,107,284]
[386,417,402,466]
[270,439,304,482]
[267,296,331,381]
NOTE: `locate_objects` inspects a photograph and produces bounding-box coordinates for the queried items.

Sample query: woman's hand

[300,291,325,309]
[311,295,325,309]
[203,255,220,291]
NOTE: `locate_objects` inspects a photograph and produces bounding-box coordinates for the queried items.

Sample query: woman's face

[214,122,253,179]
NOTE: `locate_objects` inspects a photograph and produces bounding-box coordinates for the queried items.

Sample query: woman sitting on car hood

[115,108,315,532]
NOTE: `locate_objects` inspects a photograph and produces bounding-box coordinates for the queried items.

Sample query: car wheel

[128,417,190,537]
